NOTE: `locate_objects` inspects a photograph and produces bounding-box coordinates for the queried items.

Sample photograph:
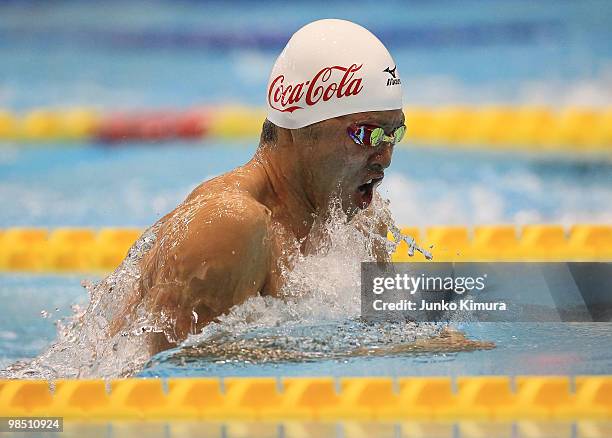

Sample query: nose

[367,143,393,172]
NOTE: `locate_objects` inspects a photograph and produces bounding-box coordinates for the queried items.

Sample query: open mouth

[356,175,384,208]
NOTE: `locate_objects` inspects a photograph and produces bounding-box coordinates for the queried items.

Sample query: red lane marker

[95,109,212,144]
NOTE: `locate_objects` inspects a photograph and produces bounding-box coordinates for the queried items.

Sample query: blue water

[1,144,612,228]
[2,274,612,377]
[0,0,611,109]
[141,323,612,378]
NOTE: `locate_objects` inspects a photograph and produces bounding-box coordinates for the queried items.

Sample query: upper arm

[141,195,271,327]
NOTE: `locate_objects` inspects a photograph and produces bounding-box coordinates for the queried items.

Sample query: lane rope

[0,375,610,420]
[0,224,610,272]
[0,106,611,152]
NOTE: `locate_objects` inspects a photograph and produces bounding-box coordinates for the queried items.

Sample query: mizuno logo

[383,66,397,78]
[383,66,401,86]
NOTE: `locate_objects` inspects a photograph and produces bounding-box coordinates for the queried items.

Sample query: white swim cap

[266,19,403,129]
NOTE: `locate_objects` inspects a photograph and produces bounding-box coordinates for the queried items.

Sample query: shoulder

[179,188,270,244]
[184,171,272,228]
[158,189,271,273]
[193,191,271,239]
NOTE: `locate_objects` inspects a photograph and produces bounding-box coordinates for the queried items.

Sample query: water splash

[160,196,446,370]
[1,194,473,379]
[388,223,433,260]
[0,225,163,379]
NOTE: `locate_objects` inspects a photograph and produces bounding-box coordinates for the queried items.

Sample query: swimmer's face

[296,109,404,217]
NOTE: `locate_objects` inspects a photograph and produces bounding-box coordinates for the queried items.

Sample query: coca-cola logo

[268,63,364,113]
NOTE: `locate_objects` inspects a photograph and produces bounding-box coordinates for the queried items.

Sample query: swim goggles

[347,124,406,147]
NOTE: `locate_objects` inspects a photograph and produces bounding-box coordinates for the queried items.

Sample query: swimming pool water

[2,274,612,377]
[1,144,612,228]
[1,0,611,109]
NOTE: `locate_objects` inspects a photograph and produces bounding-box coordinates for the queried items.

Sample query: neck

[249,138,318,241]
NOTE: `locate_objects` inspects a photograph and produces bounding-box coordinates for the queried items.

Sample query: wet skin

[109,109,405,354]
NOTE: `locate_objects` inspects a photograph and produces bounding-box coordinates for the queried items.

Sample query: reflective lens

[370,127,385,146]
[393,125,406,144]
[348,124,407,147]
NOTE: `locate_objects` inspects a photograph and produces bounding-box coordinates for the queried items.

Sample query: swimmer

[110,19,407,353]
